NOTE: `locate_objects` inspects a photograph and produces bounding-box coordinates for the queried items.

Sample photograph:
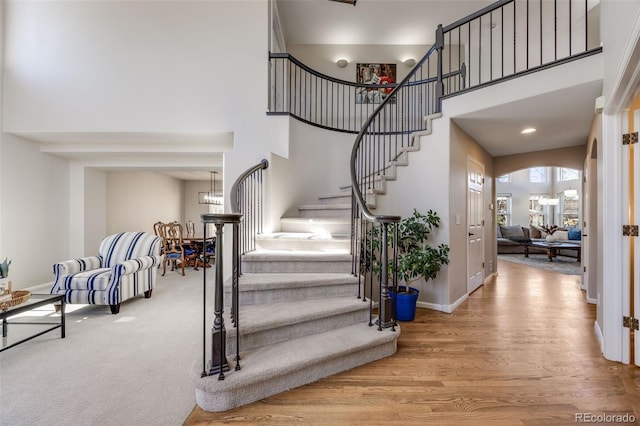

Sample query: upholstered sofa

[51,232,163,314]
[497,225,582,257]
[497,225,542,254]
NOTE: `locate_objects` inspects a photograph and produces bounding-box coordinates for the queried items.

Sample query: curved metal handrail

[268,51,462,134]
[349,44,439,223]
[230,158,269,214]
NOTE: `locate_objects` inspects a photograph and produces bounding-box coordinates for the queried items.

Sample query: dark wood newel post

[435,24,445,113]
[201,213,242,380]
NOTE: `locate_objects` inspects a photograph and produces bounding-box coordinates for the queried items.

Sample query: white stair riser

[255,238,350,251]
[226,308,369,354]
[319,193,376,205]
[298,208,351,219]
[280,219,350,235]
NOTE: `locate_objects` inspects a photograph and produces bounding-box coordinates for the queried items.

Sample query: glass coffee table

[1,293,65,352]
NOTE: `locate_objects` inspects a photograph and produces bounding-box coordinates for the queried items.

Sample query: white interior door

[467,157,485,294]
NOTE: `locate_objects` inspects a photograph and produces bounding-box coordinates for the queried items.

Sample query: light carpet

[0,268,208,426]
[498,253,581,275]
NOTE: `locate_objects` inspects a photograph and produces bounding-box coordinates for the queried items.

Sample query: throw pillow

[554,230,569,241]
[530,226,542,239]
[568,228,582,240]
[500,225,526,241]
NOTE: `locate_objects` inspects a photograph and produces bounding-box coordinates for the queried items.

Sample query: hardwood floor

[185,260,640,425]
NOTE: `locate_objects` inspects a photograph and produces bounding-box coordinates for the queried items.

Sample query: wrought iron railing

[349,0,601,331]
[231,159,269,260]
[441,0,602,96]
[268,52,463,134]
[199,159,269,379]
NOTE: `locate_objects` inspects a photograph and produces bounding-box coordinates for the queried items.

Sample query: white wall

[449,122,494,304]
[600,0,640,108]
[287,44,430,83]
[374,117,451,308]
[84,168,107,253]
[184,180,219,236]
[2,1,291,281]
[0,135,69,288]
[106,171,183,235]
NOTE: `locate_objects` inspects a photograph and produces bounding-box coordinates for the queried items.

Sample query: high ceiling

[276,0,603,158]
[276,0,495,45]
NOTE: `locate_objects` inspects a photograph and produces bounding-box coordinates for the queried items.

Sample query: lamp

[403,58,416,67]
[564,188,578,198]
[336,58,349,68]
[198,171,223,205]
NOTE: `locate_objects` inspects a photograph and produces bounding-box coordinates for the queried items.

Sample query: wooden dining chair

[162,221,196,276]
[185,220,196,238]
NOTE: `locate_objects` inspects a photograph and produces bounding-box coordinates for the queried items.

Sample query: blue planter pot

[389,286,419,321]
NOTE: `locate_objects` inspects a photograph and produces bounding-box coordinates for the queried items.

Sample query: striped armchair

[51,232,163,314]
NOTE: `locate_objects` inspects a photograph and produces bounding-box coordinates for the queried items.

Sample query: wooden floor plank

[184,260,640,425]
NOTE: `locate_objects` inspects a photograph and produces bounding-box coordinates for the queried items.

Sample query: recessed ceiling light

[521,127,537,134]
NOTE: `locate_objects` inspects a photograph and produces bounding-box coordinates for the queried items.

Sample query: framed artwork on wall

[356,63,396,104]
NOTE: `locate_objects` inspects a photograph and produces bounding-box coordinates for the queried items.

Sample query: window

[496,195,511,226]
[560,195,580,227]
[528,194,546,226]
[529,167,547,183]
[557,168,579,182]
[496,174,510,183]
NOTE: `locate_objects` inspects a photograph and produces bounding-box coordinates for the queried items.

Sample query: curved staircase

[191,191,400,412]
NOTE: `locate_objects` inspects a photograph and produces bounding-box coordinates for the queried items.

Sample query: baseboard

[445,293,469,313]
[485,272,497,282]
[416,292,469,314]
[594,320,604,354]
[416,301,443,311]
[587,297,598,305]
[26,282,53,293]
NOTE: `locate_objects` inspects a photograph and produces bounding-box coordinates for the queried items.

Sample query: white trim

[594,319,604,355]
[447,293,469,313]
[417,294,469,313]
[416,300,444,312]
[605,11,640,114]
[586,297,598,305]
[25,282,53,293]
[601,113,624,363]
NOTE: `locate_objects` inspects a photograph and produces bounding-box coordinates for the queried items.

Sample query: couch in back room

[497,225,543,254]
[497,225,582,258]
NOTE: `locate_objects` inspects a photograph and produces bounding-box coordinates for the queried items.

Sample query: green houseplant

[362,209,449,321]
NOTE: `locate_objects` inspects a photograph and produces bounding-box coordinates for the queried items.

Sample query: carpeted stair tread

[225,272,358,291]
[225,296,368,335]
[191,322,400,411]
[243,250,351,260]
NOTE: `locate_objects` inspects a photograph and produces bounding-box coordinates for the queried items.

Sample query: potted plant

[361,209,449,321]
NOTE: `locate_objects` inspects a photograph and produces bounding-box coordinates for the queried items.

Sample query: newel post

[435,24,445,113]
[201,213,242,380]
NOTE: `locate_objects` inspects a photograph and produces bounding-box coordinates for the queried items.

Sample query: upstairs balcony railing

[268,52,464,134]
[255,2,604,341]
[347,0,601,331]
[441,0,602,96]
